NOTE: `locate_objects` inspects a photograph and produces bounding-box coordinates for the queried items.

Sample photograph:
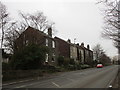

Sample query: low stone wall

[2,70,43,81]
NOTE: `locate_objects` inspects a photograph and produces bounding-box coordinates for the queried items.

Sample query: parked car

[97,64,103,68]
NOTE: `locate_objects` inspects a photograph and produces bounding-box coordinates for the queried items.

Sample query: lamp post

[74,38,76,44]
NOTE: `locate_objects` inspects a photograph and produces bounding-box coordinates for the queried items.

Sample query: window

[52,53,55,62]
[26,40,29,46]
[45,54,48,62]
[52,41,55,48]
[46,39,48,46]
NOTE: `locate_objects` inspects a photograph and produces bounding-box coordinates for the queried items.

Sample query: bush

[67,64,76,70]
[69,59,75,65]
[3,70,43,81]
[2,62,11,70]
[63,58,70,66]
[11,44,49,70]
[57,56,64,66]
[76,64,81,70]
[80,64,90,69]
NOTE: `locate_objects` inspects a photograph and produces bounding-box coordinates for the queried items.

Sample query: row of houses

[14,26,93,66]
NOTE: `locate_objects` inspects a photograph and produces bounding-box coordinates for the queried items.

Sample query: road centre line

[3,79,34,86]
[52,82,60,88]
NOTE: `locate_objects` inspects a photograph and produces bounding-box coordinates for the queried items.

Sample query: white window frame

[52,41,55,48]
[46,39,48,46]
[52,53,55,62]
[45,53,48,62]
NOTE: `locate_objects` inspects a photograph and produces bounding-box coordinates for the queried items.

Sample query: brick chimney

[81,42,84,47]
[87,44,90,50]
[48,27,52,37]
[67,39,71,43]
[76,43,79,46]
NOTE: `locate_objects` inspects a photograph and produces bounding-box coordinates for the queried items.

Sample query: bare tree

[92,44,104,62]
[19,11,55,32]
[97,0,120,52]
[4,11,55,53]
[4,22,27,53]
[0,1,10,48]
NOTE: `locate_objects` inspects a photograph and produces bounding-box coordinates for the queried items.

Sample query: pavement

[112,65,120,88]
[2,65,119,89]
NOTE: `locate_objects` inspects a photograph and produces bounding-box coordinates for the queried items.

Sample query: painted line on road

[3,79,35,86]
[15,85,27,88]
[52,82,60,88]
[106,67,118,88]
[14,83,36,88]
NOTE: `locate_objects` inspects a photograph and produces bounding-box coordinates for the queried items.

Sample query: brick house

[14,26,57,65]
[54,37,93,65]
[79,43,93,65]
[70,44,78,62]
[54,37,78,63]
[76,43,85,64]
[14,26,93,66]
[54,37,70,59]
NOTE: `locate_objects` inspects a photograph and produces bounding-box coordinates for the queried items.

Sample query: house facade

[54,37,70,59]
[14,26,57,65]
[54,37,93,65]
[14,26,93,66]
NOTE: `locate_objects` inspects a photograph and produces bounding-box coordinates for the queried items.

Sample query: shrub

[2,62,11,70]
[67,64,76,70]
[57,56,64,66]
[10,44,49,70]
[80,64,90,69]
[63,58,70,66]
[69,59,75,65]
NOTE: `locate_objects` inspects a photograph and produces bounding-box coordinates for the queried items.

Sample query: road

[2,65,119,89]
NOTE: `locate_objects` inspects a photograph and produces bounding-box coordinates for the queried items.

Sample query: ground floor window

[52,53,55,62]
[45,53,48,62]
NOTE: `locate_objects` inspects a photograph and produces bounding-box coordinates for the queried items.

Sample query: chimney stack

[48,27,52,37]
[81,42,84,47]
[76,43,79,46]
[87,44,90,49]
[67,39,71,43]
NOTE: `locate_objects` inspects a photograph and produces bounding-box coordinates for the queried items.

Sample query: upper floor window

[26,40,29,46]
[46,39,48,46]
[52,41,55,48]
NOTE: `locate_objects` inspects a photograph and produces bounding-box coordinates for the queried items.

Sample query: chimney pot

[67,39,71,43]
[48,27,52,37]
[81,42,84,47]
[87,44,90,49]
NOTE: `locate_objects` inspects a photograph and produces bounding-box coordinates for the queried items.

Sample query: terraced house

[54,37,93,65]
[14,26,57,65]
[14,26,93,66]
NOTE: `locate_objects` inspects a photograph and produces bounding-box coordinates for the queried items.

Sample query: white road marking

[15,85,27,88]
[52,82,60,88]
[3,79,34,86]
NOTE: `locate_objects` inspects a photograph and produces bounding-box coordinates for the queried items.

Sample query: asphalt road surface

[2,65,119,89]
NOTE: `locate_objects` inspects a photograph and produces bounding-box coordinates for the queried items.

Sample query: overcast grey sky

[2,0,118,58]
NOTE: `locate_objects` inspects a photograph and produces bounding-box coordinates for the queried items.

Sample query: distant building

[54,37,93,64]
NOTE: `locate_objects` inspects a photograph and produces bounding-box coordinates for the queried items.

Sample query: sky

[1,0,118,58]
